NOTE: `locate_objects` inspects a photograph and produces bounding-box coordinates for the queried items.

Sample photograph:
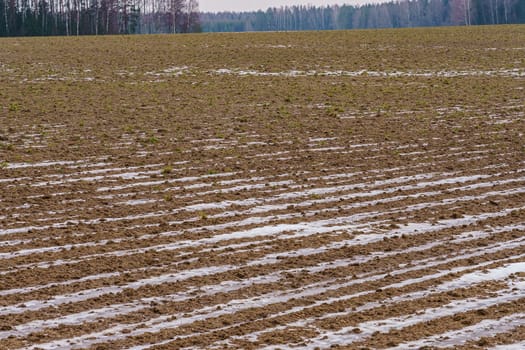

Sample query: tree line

[0,0,200,36]
[201,0,525,33]
[2,0,525,36]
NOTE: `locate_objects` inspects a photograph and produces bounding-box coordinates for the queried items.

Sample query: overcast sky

[199,1,388,13]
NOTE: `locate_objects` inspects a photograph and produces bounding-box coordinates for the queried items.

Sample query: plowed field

[1,26,524,349]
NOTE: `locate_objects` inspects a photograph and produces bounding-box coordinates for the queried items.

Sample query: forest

[1,0,525,36]
[202,0,525,33]
[0,0,200,36]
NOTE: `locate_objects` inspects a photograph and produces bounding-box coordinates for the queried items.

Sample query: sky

[199,0,388,13]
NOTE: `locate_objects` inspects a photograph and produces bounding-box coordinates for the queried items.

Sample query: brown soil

[0,26,524,350]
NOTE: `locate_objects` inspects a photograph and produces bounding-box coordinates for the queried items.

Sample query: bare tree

[464,0,471,25]
[185,0,197,32]
[3,0,8,34]
[503,0,509,23]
